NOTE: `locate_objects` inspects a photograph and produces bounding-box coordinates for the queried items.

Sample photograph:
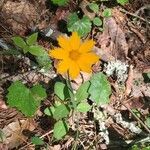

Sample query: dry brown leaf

[125,65,134,96]
[112,8,127,26]
[55,7,70,21]
[49,145,61,150]
[0,143,8,150]
[93,46,115,62]
[96,17,128,62]
[0,99,7,109]
[2,119,36,149]
[1,1,37,35]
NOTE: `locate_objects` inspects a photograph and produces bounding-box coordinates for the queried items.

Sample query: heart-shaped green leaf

[88,73,111,105]
[53,104,70,120]
[77,102,91,113]
[67,13,92,37]
[7,81,47,117]
[54,120,68,140]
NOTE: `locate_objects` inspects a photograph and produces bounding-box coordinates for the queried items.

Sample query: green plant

[54,120,69,140]
[7,81,47,117]
[31,136,44,145]
[67,13,92,37]
[51,0,69,6]
[88,2,99,13]
[143,72,150,83]
[145,117,150,128]
[132,109,141,118]
[102,8,112,17]
[117,0,128,5]
[88,73,111,105]
[44,72,111,140]
[67,2,113,36]
[93,17,102,26]
[12,33,52,70]
[9,31,112,141]
[131,144,150,150]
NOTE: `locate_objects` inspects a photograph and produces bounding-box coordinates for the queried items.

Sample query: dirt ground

[0,0,150,149]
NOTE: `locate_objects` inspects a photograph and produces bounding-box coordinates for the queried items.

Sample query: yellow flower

[49,32,99,79]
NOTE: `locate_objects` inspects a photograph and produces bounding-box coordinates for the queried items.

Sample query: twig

[40,130,53,138]
[19,130,53,150]
[135,5,150,15]
[120,8,150,24]
[72,112,79,150]
[120,100,150,133]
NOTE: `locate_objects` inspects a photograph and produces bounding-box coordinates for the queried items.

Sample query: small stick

[19,130,53,150]
[135,5,150,15]
[121,100,150,133]
[120,8,150,24]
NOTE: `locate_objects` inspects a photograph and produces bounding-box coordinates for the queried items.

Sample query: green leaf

[143,72,150,83]
[132,109,141,117]
[102,8,112,17]
[53,104,69,120]
[67,13,92,37]
[36,53,52,70]
[77,102,91,113]
[147,73,150,79]
[75,81,90,102]
[66,80,74,101]
[93,17,102,26]
[7,81,47,117]
[26,33,38,46]
[117,0,128,5]
[44,106,55,116]
[28,45,45,56]
[145,117,150,128]
[51,0,69,6]
[54,82,70,100]
[131,145,139,150]
[98,27,103,32]
[30,84,47,106]
[54,120,68,140]
[7,81,36,117]
[54,101,62,107]
[88,73,111,105]
[31,136,44,145]
[12,37,27,49]
[23,45,30,53]
[88,3,99,13]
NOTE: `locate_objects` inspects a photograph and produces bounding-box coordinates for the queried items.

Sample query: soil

[0,0,150,149]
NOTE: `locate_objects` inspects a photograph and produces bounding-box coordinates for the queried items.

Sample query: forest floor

[0,0,150,150]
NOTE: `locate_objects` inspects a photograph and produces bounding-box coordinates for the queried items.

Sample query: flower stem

[66,72,79,149]
[66,72,76,109]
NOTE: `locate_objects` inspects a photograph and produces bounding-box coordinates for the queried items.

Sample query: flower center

[69,50,80,61]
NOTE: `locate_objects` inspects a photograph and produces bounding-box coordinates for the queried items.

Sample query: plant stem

[72,112,79,150]
[66,72,76,109]
[66,72,80,150]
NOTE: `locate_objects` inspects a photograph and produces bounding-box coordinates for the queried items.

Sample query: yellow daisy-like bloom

[49,32,99,79]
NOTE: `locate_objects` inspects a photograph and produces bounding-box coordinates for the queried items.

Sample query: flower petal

[49,48,69,60]
[57,59,70,74]
[69,61,80,79]
[69,32,80,50]
[79,40,95,53]
[78,63,92,73]
[78,53,99,66]
[57,35,71,51]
